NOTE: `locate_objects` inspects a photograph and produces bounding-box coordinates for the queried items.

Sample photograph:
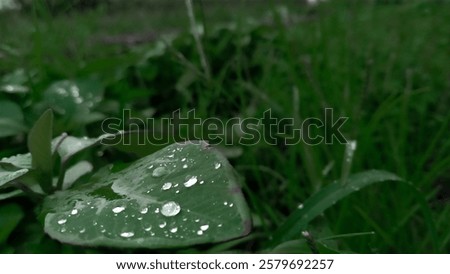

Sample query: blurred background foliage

[0,0,449,253]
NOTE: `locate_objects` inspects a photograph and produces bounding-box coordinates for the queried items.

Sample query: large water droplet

[57,219,67,225]
[200,224,209,231]
[161,182,172,190]
[161,201,181,217]
[112,206,126,213]
[120,232,135,238]
[152,166,167,178]
[184,176,198,187]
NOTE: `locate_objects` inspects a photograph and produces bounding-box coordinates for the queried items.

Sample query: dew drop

[57,219,67,225]
[214,163,221,169]
[161,182,172,190]
[159,222,167,228]
[71,209,78,215]
[197,230,203,235]
[79,228,86,234]
[170,227,178,233]
[112,206,125,213]
[184,176,198,187]
[229,203,234,207]
[195,219,200,223]
[182,164,188,169]
[181,158,186,162]
[147,165,154,169]
[218,224,223,227]
[152,166,167,178]
[200,225,209,231]
[145,226,152,231]
[200,180,204,184]
[140,207,148,214]
[297,203,304,209]
[120,232,135,238]
[161,201,181,217]
[155,208,160,214]
[137,217,143,220]
[224,201,228,206]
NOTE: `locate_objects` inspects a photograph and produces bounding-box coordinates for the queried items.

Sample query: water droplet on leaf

[57,219,67,225]
[161,182,172,190]
[152,166,167,178]
[184,176,198,187]
[112,206,125,213]
[161,201,181,217]
[120,232,135,238]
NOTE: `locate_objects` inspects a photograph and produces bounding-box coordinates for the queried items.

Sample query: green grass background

[0,0,449,253]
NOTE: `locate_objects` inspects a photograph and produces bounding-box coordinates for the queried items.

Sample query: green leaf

[62,161,93,190]
[0,166,29,189]
[0,189,23,201]
[41,141,251,249]
[27,109,53,192]
[0,100,27,138]
[0,69,30,94]
[52,135,99,163]
[270,170,402,245]
[42,79,104,126]
[0,203,24,244]
[0,153,32,169]
[28,109,53,173]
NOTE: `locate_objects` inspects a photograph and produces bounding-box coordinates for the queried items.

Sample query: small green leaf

[52,135,99,163]
[0,153,32,169]
[0,100,27,138]
[42,141,251,249]
[42,79,104,126]
[270,170,402,245]
[0,166,29,189]
[0,69,30,94]
[63,161,93,190]
[0,203,24,244]
[0,189,23,201]
[27,109,53,192]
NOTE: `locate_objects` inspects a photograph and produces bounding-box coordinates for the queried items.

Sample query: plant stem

[12,181,45,201]
[185,0,211,81]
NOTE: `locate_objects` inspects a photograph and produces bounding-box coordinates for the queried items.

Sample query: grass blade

[270,170,402,246]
